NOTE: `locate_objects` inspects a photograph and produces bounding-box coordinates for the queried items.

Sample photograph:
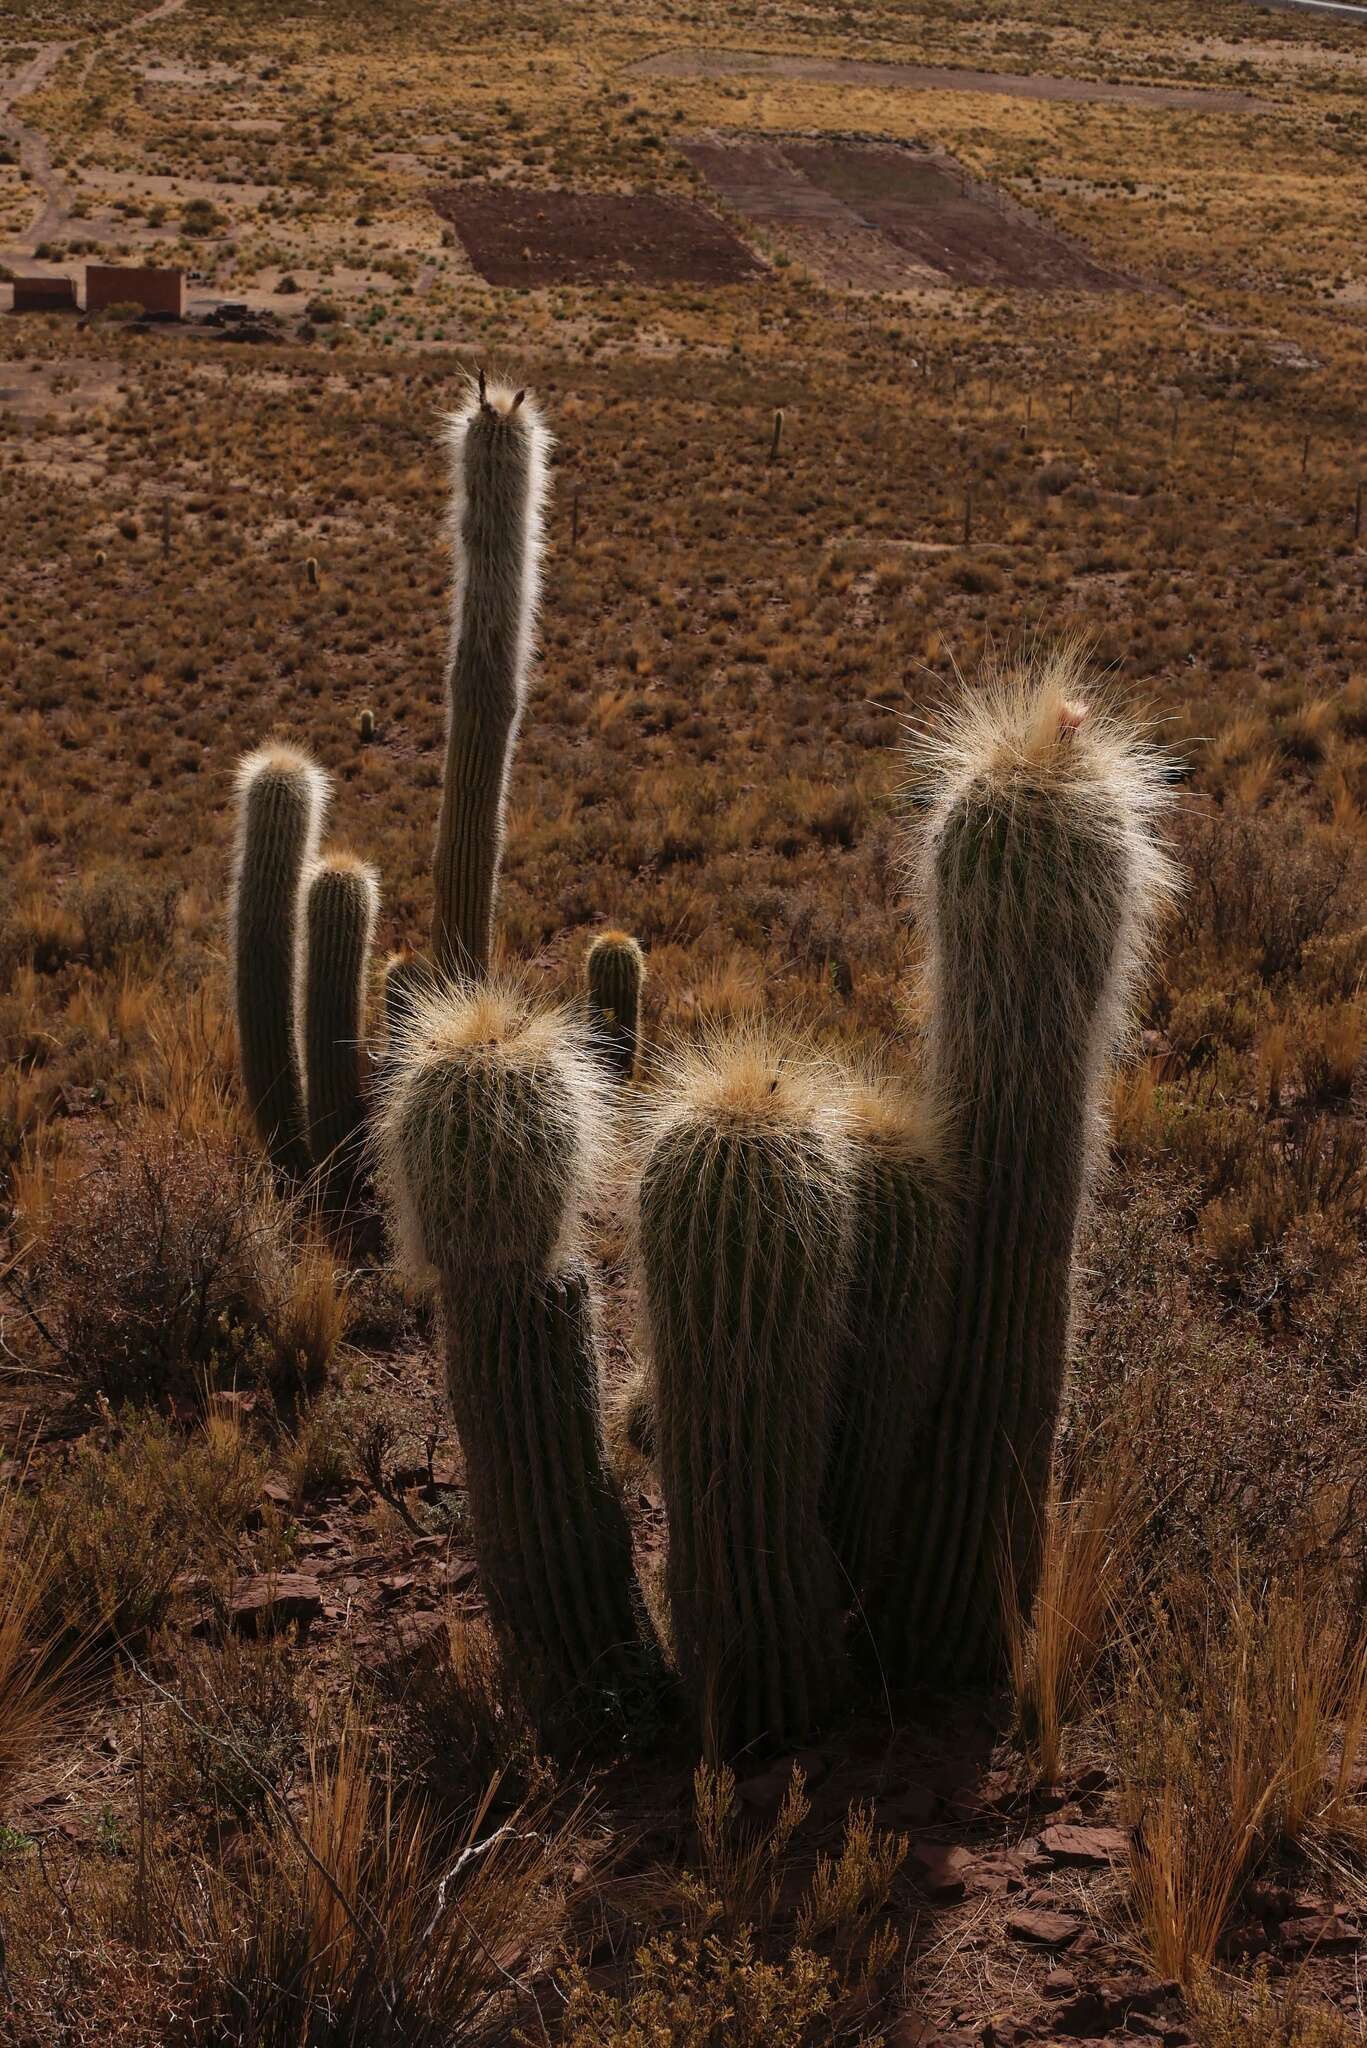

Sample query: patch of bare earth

[631,46,1268,111]
[680,134,1129,293]
[428,183,762,287]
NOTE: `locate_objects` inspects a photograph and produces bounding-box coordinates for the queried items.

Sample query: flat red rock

[1040,1821,1130,1864]
[1005,1905,1084,1948]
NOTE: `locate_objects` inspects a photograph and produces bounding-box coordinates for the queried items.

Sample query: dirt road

[0,0,186,265]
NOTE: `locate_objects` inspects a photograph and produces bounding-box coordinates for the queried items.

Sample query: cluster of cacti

[228,369,1176,1758]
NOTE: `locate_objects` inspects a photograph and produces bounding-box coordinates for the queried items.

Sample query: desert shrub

[557,1931,837,2048]
[150,1630,309,1820]
[21,1119,340,1405]
[369,1608,543,1813]
[168,1711,577,2047]
[1066,1194,1367,1589]
[1300,925,1367,1003]
[1034,457,1078,496]
[1193,1969,1356,2047]
[181,198,222,236]
[68,865,180,971]
[36,1409,267,1651]
[1172,807,1360,981]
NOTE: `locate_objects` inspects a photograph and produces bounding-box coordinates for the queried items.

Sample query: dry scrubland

[0,0,1365,2040]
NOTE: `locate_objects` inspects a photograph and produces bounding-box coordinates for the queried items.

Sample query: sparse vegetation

[0,0,1363,2038]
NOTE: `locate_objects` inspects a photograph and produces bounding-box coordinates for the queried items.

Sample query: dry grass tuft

[169,1708,583,2046]
[1005,1463,1140,1784]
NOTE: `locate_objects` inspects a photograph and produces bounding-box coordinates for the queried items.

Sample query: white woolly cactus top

[376,979,611,1283]
[904,643,1180,1082]
[442,371,552,706]
[843,1071,954,1180]
[233,742,331,827]
[642,1024,852,1146]
[633,1024,857,1261]
[307,847,381,906]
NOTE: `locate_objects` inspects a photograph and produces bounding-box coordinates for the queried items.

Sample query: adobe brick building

[85,265,184,318]
[11,275,77,313]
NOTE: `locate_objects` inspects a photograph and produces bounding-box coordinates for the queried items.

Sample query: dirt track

[0,0,186,264]
[631,47,1268,112]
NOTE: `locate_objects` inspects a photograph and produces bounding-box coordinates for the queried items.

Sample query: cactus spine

[635,1035,853,1755]
[231,745,328,1181]
[885,653,1175,1685]
[302,853,379,1214]
[433,374,549,982]
[585,931,645,1082]
[822,1080,953,1615]
[379,983,655,1735]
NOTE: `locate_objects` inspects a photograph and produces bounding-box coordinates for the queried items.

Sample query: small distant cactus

[358,707,375,744]
[302,853,379,1215]
[305,556,319,588]
[230,745,328,1181]
[585,930,645,1081]
[379,982,657,1735]
[885,653,1176,1684]
[822,1078,954,1614]
[433,373,549,982]
[635,1034,853,1755]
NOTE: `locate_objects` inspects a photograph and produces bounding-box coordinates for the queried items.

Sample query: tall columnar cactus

[433,374,550,982]
[302,853,379,1214]
[231,745,329,1181]
[635,1035,854,1755]
[585,931,646,1082]
[378,982,656,1736]
[380,953,433,1064]
[884,652,1176,1686]
[822,1078,954,1616]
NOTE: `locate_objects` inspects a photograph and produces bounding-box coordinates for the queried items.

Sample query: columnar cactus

[378,982,656,1736]
[884,655,1175,1685]
[635,1035,853,1755]
[585,931,646,1082]
[302,853,379,1215]
[230,745,328,1181]
[433,374,549,982]
[822,1078,953,1615]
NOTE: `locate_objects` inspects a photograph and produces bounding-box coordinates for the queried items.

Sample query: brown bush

[20,1119,329,1405]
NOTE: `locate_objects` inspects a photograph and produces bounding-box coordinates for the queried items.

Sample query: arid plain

[0,0,1364,2041]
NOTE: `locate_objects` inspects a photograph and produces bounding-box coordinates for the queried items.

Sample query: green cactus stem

[822,1078,954,1617]
[302,852,379,1215]
[635,1033,853,1755]
[379,982,657,1738]
[230,745,328,1180]
[585,931,646,1082]
[432,374,549,982]
[885,651,1176,1686]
